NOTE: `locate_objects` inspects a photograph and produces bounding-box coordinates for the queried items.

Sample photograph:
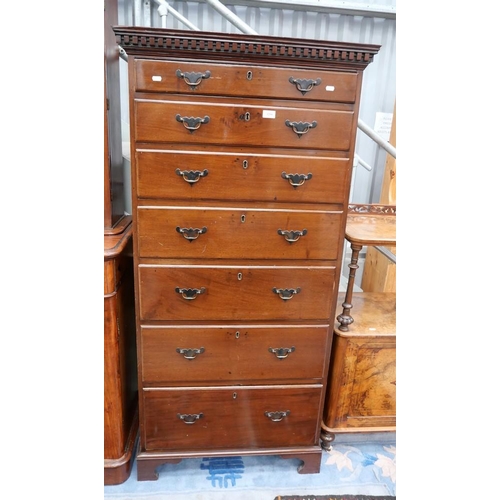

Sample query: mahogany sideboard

[113,26,380,481]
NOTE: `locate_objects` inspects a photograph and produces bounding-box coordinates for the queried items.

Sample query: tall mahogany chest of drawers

[114,26,379,481]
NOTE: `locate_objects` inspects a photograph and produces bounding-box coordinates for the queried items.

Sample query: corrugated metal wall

[117,0,396,203]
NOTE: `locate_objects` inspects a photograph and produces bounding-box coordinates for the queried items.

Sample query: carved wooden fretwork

[113,26,380,70]
[348,204,396,215]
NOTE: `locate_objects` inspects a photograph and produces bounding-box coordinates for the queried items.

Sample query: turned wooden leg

[337,242,363,332]
[136,457,182,481]
[320,428,335,451]
[281,451,322,474]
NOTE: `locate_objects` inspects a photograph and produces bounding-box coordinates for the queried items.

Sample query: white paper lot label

[262,110,276,119]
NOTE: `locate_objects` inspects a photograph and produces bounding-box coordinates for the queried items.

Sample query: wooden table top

[345,204,396,246]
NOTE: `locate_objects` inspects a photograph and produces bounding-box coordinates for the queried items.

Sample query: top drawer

[134,59,359,103]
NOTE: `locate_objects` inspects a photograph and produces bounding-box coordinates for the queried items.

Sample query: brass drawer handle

[176,347,205,360]
[175,168,209,185]
[272,287,301,300]
[264,410,290,422]
[175,114,210,133]
[177,412,204,424]
[176,226,207,241]
[175,69,211,89]
[175,287,206,300]
[277,228,308,243]
[281,172,313,188]
[285,120,317,138]
[288,76,322,95]
[268,346,295,359]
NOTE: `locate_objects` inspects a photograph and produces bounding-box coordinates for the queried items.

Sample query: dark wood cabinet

[104,0,138,485]
[114,26,379,481]
[104,221,138,485]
